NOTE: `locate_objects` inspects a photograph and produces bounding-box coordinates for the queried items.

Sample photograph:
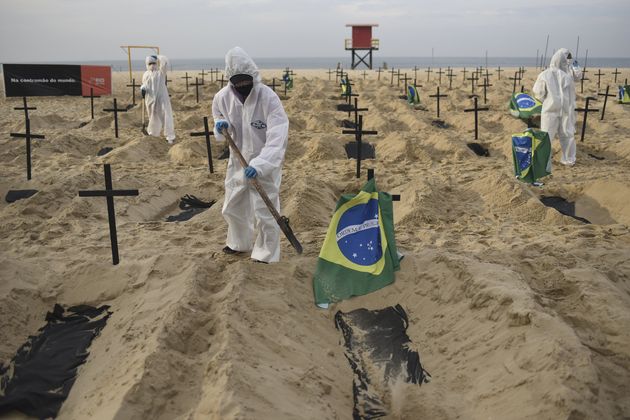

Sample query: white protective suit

[141,55,176,142]
[212,47,289,263]
[533,48,582,166]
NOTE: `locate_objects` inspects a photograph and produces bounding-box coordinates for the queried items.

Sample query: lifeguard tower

[345,24,379,69]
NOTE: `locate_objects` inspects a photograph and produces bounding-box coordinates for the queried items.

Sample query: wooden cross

[575,97,599,142]
[611,68,621,84]
[362,70,369,80]
[376,67,383,81]
[336,68,344,83]
[190,77,203,103]
[103,98,128,138]
[594,69,605,90]
[496,66,503,80]
[82,87,101,120]
[436,68,445,86]
[199,69,208,85]
[425,67,433,82]
[413,65,420,80]
[165,76,172,86]
[350,97,369,126]
[389,68,397,86]
[518,67,526,80]
[181,72,191,92]
[367,169,400,201]
[479,77,492,104]
[598,86,615,120]
[217,75,227,89]
[126,78,140,106]
[327,68,335,80]
[396,69,402,87]
[446,69,455,90]
[10,118,45,180]
[78,164,139,265]
[467,74,479,94]
[464,96,489,140]
[400,73,412,95]
[484,68,493,81]
[509,72,522,94]
[429,86,448,119]
[580,69,589,94]
[461,67,468,83]
[210,68,220,82]
[342,115,378,178]
[190,116,215,173]
[267,78,280,92]
[14,96,36,121]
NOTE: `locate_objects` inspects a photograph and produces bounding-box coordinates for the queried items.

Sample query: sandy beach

[1,67,630,419]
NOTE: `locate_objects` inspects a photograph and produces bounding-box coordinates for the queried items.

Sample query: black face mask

[230,74,254,98]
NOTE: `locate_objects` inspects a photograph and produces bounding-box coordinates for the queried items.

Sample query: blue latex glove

[244,166,257,179]
[215,120,229,133]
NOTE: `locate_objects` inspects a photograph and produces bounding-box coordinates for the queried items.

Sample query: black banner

[3,64,92,97]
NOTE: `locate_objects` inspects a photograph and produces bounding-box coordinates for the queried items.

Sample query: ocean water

[8,57,630,72]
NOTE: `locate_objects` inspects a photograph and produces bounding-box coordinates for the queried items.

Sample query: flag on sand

[512,128,551,184]
[509,92,542,120]
[313,178,400,306]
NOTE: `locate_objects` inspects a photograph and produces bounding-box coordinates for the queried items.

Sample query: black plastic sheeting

[165,194,216,222]
[467,142,490,157]
[97,147,113,156]
[5,190,38,203]
[0,304,111,419]
[431,119,449,129]
[337,104,354,112]
[540,196,591,224]
[335,305,431,420]
[342,119,357,129]
[345,142,376,160]
[218,147,230,160]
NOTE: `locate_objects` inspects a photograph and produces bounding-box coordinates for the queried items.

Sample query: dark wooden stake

[611,68,621,84]
[509,72,522,94]
[10,118,45,180]
[190,77,202,103]
[342,115,377,178]
[181,72,191,92]
[78,164,139,265]
[598,85,615,120]
[575,97,599,142]
[103,98,128,138]
[467,74,479,94]
[496,66,503,80]
[190,116,215,173]
[126,78,140,106]
[464,96,490,140]
[429,86,448,119]
[82,87,101,120]
[479,78,492,104]
[594,69,605,90]
[14,96,36,121]
[376,67,383,81]
[425,67,433,82]
[199,69,207,85]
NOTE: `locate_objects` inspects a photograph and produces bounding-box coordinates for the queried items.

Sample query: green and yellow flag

[509,92,542,119]
[313,179,400,306]
[512,128,551,184]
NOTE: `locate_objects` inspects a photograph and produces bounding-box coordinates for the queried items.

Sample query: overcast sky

[1,0,629,62]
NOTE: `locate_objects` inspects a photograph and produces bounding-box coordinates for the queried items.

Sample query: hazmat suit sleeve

[212,95,228,142]
[569,65,582,82]
[533,73,547,103]
[248,93,289,178]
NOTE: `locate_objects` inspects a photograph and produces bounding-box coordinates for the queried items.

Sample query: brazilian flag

[619,85,630,104]
[509,92,542,119]
[512,128,551,184]
[407,84,421,105]
[341,76,351,97]
[283,72,293,90]
[313,178,400,306]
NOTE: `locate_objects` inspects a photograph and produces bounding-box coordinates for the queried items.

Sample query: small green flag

[313,179,400,306]
[512,128,551,184]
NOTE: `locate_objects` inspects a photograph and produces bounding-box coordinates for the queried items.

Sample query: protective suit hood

[224,47,261,84]
[145,55,158,71]
[549,48,570,73]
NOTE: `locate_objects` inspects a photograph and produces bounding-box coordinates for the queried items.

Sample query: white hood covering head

[145,55,158,71]
[549,48,570,73]
[224,47,261,83]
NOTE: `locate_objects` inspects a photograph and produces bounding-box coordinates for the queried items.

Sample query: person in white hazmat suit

[212,47,289,263]
[141,55,176,143]
[533,48,582,167]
